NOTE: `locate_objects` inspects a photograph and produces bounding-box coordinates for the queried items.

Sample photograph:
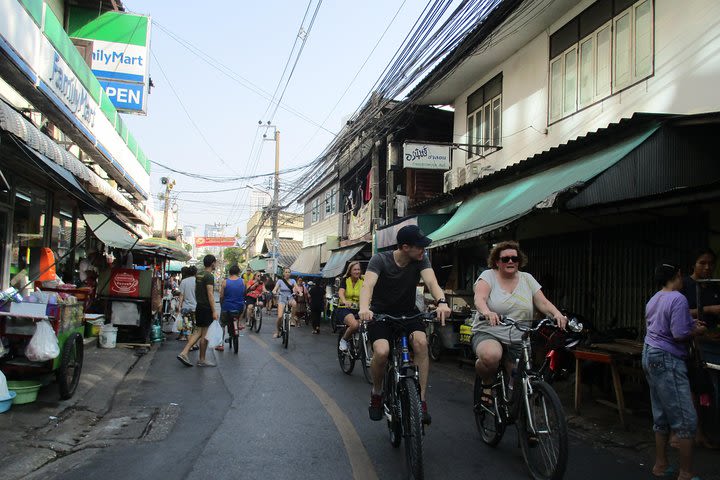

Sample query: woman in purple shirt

[643,263,706,480]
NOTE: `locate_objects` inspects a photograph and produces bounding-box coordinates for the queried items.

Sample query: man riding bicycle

[359,225,451,425]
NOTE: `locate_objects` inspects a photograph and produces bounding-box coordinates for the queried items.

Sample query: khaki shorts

[472,332,522,360]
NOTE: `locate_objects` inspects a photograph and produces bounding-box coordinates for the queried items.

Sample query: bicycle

[278,304,291,349]
[473,316,581,480]
[374,311,435,480]
[337,315,373,384]
[247,301,263,334]
[225,310,244,355]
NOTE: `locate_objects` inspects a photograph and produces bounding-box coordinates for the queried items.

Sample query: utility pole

[161,176,175,238]
[271,129,280,279]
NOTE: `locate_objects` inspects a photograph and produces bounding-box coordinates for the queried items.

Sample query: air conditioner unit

[443,169,455,193]
[466,164,480,183]
[456,167,467,186]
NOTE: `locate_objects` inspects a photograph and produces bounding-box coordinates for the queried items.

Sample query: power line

[152,20,338,137]
[151,50,240,174]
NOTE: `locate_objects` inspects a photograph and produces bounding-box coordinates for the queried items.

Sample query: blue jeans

[642,345,697,439]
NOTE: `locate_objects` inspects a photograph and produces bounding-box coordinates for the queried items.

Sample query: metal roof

[262,238,303,270]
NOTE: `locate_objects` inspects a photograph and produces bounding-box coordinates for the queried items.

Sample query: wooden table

[572,340,643,429]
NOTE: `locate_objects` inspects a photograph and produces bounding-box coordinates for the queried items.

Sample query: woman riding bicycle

[291,276,309,327]
[273,268,296,338]
[244,272,264,328]
[219,264,246,351]
[472,241,566,406]
[338,261,363,352]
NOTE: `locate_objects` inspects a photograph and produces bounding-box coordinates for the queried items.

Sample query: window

[311,198,320,224]
[324,187,337,215]
[548,0,653,122]
[467,73,502,159]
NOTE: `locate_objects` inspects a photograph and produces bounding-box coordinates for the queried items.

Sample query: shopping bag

[172,314,181,334]
[205,320,223,348]
[25,320,60,362]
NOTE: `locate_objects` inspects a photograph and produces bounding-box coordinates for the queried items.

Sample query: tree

[223,247,245,268]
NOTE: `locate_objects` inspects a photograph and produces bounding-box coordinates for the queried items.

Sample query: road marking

[249,335,378,480]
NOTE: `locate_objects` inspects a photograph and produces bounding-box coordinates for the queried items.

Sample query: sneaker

[369,392,383,421]
[177,353,192,367]
[197,360,216,367]
[421,401,432,426]
[339,338,349,352]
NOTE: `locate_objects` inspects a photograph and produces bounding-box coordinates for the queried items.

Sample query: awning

[83,212,141,250]
[248,256,269,272]
[429,127,659,248]
[321,243,366,279]
[290,245,322,276]
[137,237,191,262]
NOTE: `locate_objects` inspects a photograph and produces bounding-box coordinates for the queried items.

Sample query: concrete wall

[449,0,720,186]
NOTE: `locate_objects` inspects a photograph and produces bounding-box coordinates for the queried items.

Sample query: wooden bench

[573,341,643,429]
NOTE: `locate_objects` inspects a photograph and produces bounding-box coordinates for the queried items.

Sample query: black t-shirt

[681,275,720,328]
[309,285,325,309]
[367,251,431,314]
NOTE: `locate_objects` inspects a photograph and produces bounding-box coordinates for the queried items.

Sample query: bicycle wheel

[474,376,504,446]
[385,367,402,448]
[400,377,424,480]
[282,313,289,349]
[360,337,373,385]
[518,380,568,480]
[337,331,356,374]
[255,307,262,333]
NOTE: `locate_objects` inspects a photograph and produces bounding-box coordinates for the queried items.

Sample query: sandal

[477,386,494,410]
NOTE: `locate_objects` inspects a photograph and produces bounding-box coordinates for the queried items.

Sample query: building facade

[0,0,153,288]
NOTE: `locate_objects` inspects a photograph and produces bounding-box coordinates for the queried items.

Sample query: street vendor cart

[0,298,84,399]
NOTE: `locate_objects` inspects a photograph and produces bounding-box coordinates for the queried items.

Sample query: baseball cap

[397,225,432,248]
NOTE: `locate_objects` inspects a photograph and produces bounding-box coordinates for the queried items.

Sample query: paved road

[48,308,650,480]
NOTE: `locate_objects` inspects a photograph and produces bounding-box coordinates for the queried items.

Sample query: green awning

[248,257,268,272]
[429,127,659,248]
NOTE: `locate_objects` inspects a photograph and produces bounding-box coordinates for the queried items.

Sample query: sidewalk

[0,339,153,480]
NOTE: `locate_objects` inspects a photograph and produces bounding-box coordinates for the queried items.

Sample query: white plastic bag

[0,370,9,399]
[25,320,60,362]
[205,320,223,348]
[171,314,182,334]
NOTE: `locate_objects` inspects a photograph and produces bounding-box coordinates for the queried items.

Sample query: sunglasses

[499,256,520,264]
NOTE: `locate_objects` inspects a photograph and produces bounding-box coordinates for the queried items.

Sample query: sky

[122,0,432,237]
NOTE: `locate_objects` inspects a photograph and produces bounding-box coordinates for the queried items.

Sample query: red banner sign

[195,236,237,247]
[109,269,140,297]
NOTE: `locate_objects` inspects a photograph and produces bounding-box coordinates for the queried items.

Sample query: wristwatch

[436,298,447,306]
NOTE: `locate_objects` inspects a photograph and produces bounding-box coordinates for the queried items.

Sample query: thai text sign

[109,268,140,297]
[195,237,237,247]
[403,142,451,170]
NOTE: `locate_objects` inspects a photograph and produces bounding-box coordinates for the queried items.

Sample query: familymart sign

[69,9,151,114]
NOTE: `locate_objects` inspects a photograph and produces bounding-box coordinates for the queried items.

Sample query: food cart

[94,238,190,344]
[0,297,85,400]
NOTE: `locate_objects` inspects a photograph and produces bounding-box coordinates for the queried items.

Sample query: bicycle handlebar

[372,311,437,323]
[497,316,583,333]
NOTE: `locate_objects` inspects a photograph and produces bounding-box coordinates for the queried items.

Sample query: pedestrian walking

[176,265,198,342]
[308,280,325,334]
[177,255,218,367]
